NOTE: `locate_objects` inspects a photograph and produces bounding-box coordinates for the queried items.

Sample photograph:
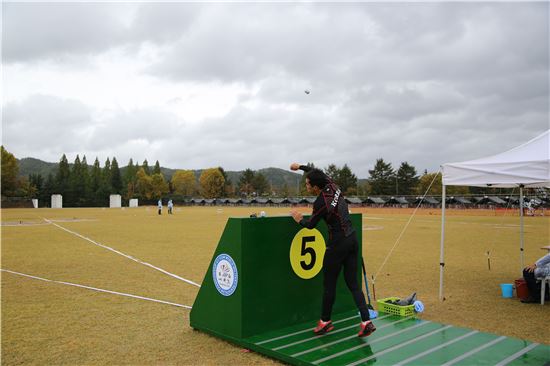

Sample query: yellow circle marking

[290,228,326,279]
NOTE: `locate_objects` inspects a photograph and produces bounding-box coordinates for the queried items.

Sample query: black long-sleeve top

[298,165,355,245]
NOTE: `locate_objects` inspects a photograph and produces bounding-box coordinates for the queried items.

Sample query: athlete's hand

[291,210,303,223]
[290,163,300,171]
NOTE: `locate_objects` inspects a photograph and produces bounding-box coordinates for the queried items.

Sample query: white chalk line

[1,269,192,309]
[2,221,51,227]
[42,218,201,288]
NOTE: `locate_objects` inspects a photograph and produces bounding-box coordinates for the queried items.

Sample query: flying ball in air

[304,90,310,95]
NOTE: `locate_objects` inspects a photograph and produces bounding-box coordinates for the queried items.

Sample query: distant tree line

[1,146,521,207]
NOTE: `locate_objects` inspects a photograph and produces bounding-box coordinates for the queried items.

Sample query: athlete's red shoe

[358,320,376,337]
[313,319,334,335]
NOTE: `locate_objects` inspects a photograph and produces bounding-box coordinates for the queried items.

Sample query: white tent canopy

[442,130,550,188]
[438,130,550,301]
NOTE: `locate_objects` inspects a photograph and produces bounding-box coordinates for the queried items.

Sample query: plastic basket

[377,297,415,317]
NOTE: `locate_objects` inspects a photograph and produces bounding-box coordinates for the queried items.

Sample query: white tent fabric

[442,130,550,187]
[438,130,550,301]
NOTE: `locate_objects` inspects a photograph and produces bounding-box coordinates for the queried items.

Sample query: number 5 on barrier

[290,228,326,279]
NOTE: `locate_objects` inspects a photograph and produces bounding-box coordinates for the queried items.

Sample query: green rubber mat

[241,311,549,366]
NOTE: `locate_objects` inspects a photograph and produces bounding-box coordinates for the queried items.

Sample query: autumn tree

[136,167,153,199]
[200,168,225,198]
[417,172,442,195]
[151,173,169,199]
[171,170,197,196]
[1,146,19,196]
[123,158,138,200]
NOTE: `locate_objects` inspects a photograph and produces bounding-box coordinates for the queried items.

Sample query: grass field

[1,206,549,365]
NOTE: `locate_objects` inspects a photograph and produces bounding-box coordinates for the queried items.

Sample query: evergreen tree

[55,154,71,198]
[396,162,419,196]
[368,158,395,195]
[142,159,151,175]
[337,164,357,194]
[238,169,255,196]
[43,173,55,207]
[252,172,269,195]
[81,156,90,205]
[153,160,161,175]
[69,155,84,206]
[218,166,233,197]
[325,164,340,182]
[111,157,123,194]
[90,158,102,206]
[102,158,112,195]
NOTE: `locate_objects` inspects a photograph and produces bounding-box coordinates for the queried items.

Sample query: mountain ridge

[17,157,305,189]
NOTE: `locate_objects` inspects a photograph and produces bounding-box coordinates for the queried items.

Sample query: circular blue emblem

[212,253,238,296]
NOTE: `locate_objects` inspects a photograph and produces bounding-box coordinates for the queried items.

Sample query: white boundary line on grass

[1,269,192,309]
[42,218,201,288]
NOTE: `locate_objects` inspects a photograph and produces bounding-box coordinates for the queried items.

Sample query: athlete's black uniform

[297,165,370,322]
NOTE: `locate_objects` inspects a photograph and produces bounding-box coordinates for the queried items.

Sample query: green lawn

[1,206,549,364]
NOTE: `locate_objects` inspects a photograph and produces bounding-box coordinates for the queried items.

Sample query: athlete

[290,163,376,338]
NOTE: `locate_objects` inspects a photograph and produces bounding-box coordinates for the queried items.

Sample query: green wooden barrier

[190,213,363,344]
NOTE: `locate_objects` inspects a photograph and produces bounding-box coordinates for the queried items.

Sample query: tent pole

[439,185,446,301]
[519,185,525,274]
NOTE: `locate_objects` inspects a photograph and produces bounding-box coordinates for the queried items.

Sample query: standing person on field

[168,199,174,215]
[289,163,376,338]
[158,199,162,215]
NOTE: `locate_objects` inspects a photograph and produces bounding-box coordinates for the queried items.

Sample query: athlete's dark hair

[306,169,329,189]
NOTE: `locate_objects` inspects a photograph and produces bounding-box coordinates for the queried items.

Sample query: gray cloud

[2,94,93,158]
[2,2,548,178]
[2,3,132,63]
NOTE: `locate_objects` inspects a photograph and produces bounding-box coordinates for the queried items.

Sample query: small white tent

[439,130,550,300]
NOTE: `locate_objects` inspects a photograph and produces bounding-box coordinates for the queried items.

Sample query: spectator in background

[521,253,550,303]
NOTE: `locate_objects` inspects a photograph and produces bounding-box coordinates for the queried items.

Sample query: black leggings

[321,234,370,322]
[523,268,550,301]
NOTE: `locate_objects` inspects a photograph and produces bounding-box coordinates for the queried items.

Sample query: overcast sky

[2,2,548,178]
